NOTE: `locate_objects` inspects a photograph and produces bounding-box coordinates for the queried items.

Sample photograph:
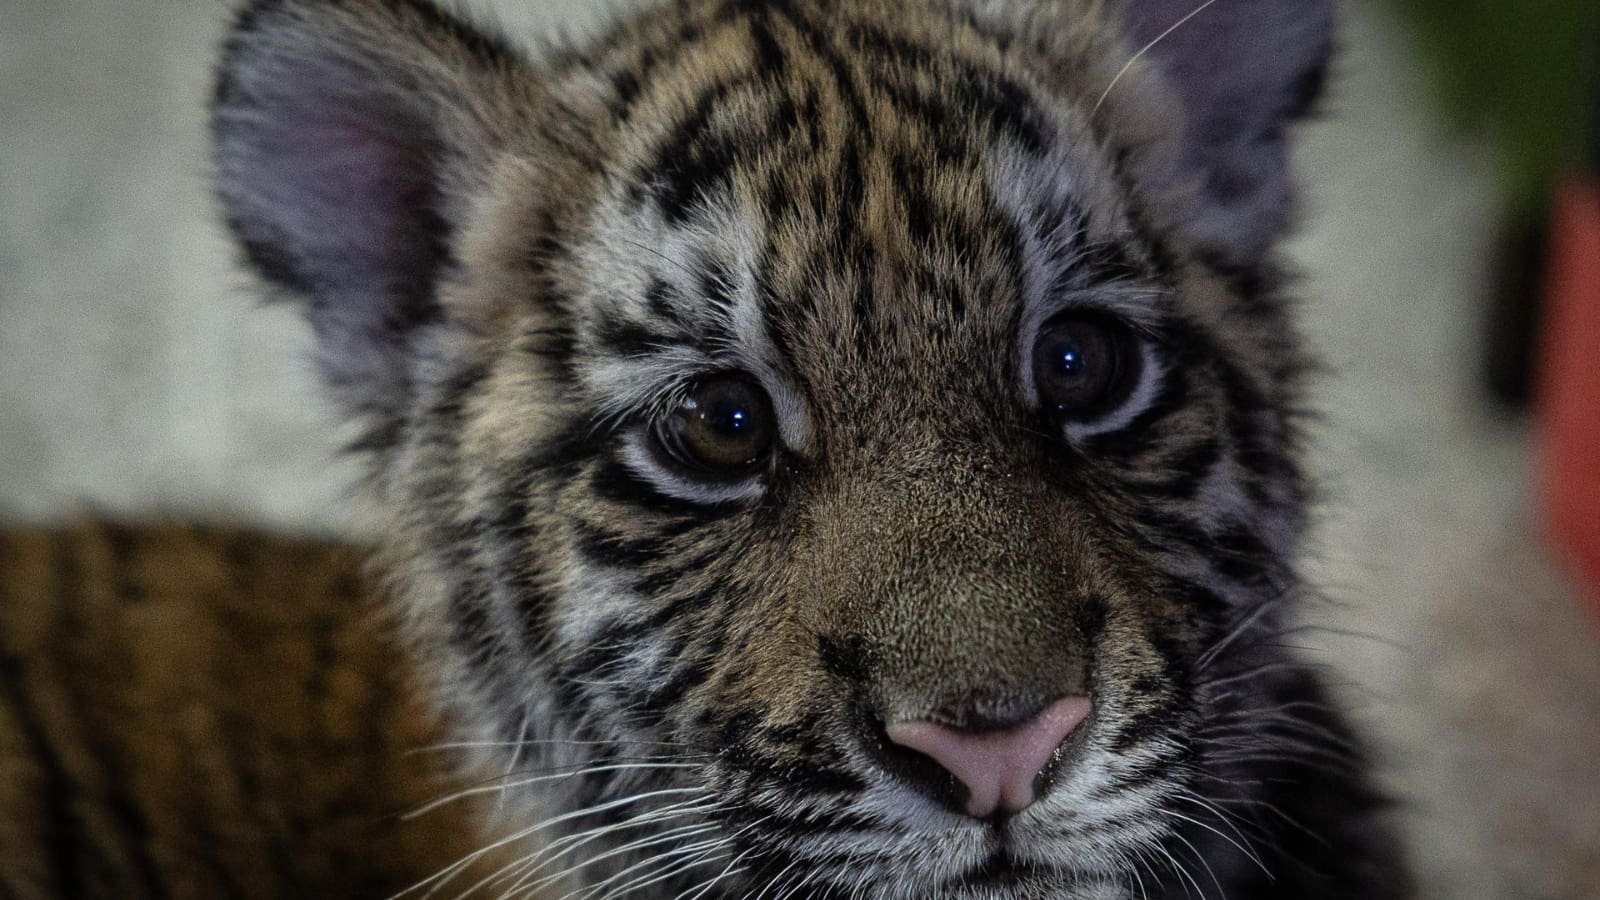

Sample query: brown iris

[655,375,776,474]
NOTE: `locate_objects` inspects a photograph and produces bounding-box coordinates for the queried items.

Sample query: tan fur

[0,523,506,899]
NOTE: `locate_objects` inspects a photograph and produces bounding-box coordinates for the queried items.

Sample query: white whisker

[1093,0,1221,114]
[390,788,709,900]
[403,762,705,821]
[491,800,723,898]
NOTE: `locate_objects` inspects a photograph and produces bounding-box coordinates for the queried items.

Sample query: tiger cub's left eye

[655,376,775,474]
[1033,315,1142,424]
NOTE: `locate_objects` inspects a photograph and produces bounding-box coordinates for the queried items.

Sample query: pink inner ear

[212,0,513,419]
[279,119,438,287]
[216,62,450,409]
[218,27,448,288]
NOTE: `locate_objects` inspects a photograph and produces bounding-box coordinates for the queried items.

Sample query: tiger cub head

[214,0,1336,896]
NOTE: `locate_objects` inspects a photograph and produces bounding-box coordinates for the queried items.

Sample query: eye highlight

[1032,315,1143,425]
[651,375,776,476]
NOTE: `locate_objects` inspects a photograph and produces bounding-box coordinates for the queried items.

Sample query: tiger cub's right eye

[1032,314,1142,426]
[653,376,776,476]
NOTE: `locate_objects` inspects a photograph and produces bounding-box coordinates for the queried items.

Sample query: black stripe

[1103,145,1182,287]
[645,63,807,227]
[472,473,557,650]
[395,0,523,71]
[1110,697,1185,754]
[745,12,787,76]
[571,520,668,570]
[849,236,879,345]
[782,9,870,128]
[1210,526,1273,585]
[344,416,407,456]
[636,658,715,718]
[1074,595,1110,647]
[58,532,168,900]
[643,277,683,320]
[888,150,937,247]
[1127,506,1214,556]
[649,78,743,224]
[629,541,738,596]
[604,18,703,125]
[445,581,498,665]
[0,652,84,899]
[98,523,148,605]
[1182,583,1230,613]
[715,718,869,799]
[589,457,734,519]
[1078,237,1154,286]
[846,22,1050,155]
[525,417,611,479]
[565,584,722,682]
[71,688,170,899]
[610,64,643,114]
[1152,437,1225,500]
[592,315,676,359]
[816,634,874,683]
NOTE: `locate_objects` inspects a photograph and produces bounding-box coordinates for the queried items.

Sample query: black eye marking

[1032,314,1143,426]
[650,374,776,478]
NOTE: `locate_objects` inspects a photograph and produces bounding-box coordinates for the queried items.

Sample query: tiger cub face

[213,0,1399,897]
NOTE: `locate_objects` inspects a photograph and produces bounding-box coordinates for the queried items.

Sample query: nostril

[929,695,1051,732]
[884,695,1092,819]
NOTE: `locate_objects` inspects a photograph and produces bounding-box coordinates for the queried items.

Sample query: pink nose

[885,695,1092,818]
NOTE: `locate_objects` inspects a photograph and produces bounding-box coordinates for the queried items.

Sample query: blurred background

[2,1,1598,896]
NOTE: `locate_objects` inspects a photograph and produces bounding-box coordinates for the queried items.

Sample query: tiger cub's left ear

[211,0,541,425]
[1116,0,1334,269]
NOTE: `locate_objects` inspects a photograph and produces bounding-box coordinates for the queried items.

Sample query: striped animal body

[10,0,1415,896]
[0,523,498,898]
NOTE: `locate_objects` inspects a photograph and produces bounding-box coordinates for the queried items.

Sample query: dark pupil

[700,393,753,437]
[1053,343,1085,379]
[1034,318,1131,420]
[677,379,772,469]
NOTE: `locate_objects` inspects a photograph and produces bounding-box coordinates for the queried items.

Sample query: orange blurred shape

[1538,176,1600,608]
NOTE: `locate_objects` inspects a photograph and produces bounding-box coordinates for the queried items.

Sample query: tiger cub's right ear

[212,0,540,424]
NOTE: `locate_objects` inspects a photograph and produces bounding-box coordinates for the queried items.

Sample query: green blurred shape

[1381,0,1600,213]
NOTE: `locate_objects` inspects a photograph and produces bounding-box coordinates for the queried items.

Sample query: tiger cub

[23,0,1418,896]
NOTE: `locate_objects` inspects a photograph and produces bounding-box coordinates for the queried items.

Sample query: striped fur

[74,0,1427,895]
[0,523,507,899]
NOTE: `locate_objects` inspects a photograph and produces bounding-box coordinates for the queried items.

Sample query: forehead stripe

[846,22,1051,155]
[647,77,746,225]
